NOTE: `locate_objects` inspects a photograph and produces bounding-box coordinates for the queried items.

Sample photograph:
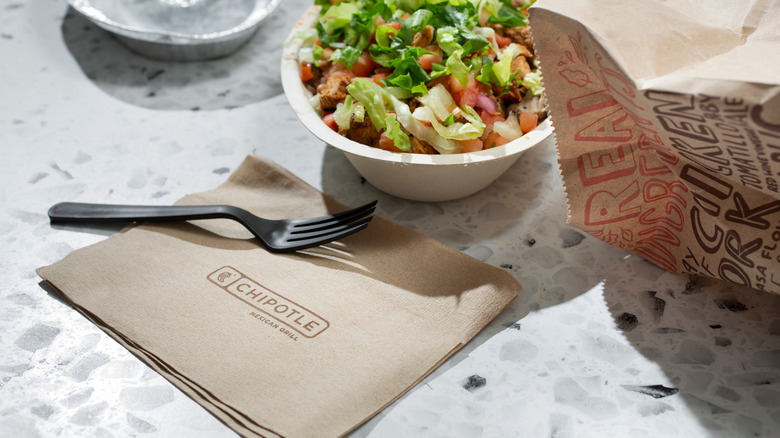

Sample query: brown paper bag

[37,155,520,438]
[529,0,780,294]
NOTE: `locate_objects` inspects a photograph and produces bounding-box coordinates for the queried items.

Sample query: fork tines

[285,200,377,247]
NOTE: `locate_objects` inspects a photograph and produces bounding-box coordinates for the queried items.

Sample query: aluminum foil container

[66,0,283,61]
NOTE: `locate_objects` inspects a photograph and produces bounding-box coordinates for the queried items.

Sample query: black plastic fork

[48,201,378,253]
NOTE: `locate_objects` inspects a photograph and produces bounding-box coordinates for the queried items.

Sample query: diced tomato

[459,138,484,153]
[519,111,539,134]
[478,109,505,126]
[495,34,511,48]
[483,130,509,149]
[372,72,390,85]
[475,79,490,95]
[315,38,322,46]
[350,51,376,77]
[449,75,466,105]
[449,74,465,95]
[450,74,481,108]
[461,88,479,108]
[418,53,443,71]
[323,113,338,131]
[378,133,405,152]
[300,62,314,83]
[388,21,402,31]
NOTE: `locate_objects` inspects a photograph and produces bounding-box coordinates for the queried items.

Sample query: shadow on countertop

[59,1,304,111]
[320,130,595,338]
[319,135,780,437]
[601,263,780,437]
[320,133,615,434]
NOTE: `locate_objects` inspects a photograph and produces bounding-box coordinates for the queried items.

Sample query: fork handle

[48,202,233,224]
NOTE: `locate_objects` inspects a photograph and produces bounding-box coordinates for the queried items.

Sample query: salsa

[295,0,547,154]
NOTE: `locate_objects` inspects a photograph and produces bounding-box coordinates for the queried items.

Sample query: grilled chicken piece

[504,25,535,56]
[409,137,438,154]
[340,117,381,146]
[318,73,352,111]
[510,54,532,81]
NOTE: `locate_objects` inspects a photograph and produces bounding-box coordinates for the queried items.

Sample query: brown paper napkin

[37,155,521,438]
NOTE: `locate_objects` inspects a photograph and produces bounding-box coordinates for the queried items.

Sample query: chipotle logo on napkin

[208,266,329,339]
[530,0,780,293]
[37,155,522,438]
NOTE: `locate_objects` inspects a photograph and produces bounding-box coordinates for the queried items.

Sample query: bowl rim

[281,5,554,167]
[67,0,283,44]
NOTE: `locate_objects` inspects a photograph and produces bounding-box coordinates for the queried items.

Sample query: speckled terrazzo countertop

[2,1,780,437]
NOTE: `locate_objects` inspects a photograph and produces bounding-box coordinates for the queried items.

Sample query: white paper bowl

[281,6,554,202]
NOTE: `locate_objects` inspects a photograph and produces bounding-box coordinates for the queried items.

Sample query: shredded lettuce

[399,110,461,153]
[522,70,544,95]
[417,84,454,120]
[348,78,463,153]
[373,24,399,51]
[445,49,470,87]
[436,26,462,56]
[382,47,432,94]
[385,86,414,100]
[297,46,315,65]
[493,111,523,139]
[292,28,318,43]
[477,0,530,27]
[398,9,433,42]
[472,26,497,56]
[347,78,413,151]
[319,2,359,35]
[435,25,489,57]
[298,45,324,67]
[309,94,322,113]
[414,106,483,141]
[398,0,425,12]
[434,23,490,87]
[459,102,485,128]
[492,43,521,86]
[384,114,411,151]
[414,84,485,141]
[369,9,435,94]
[330,46,364,69]
[333,96,366,130]
[316,0,385,66]
[294,28,322,66]
[346,78,391,132]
